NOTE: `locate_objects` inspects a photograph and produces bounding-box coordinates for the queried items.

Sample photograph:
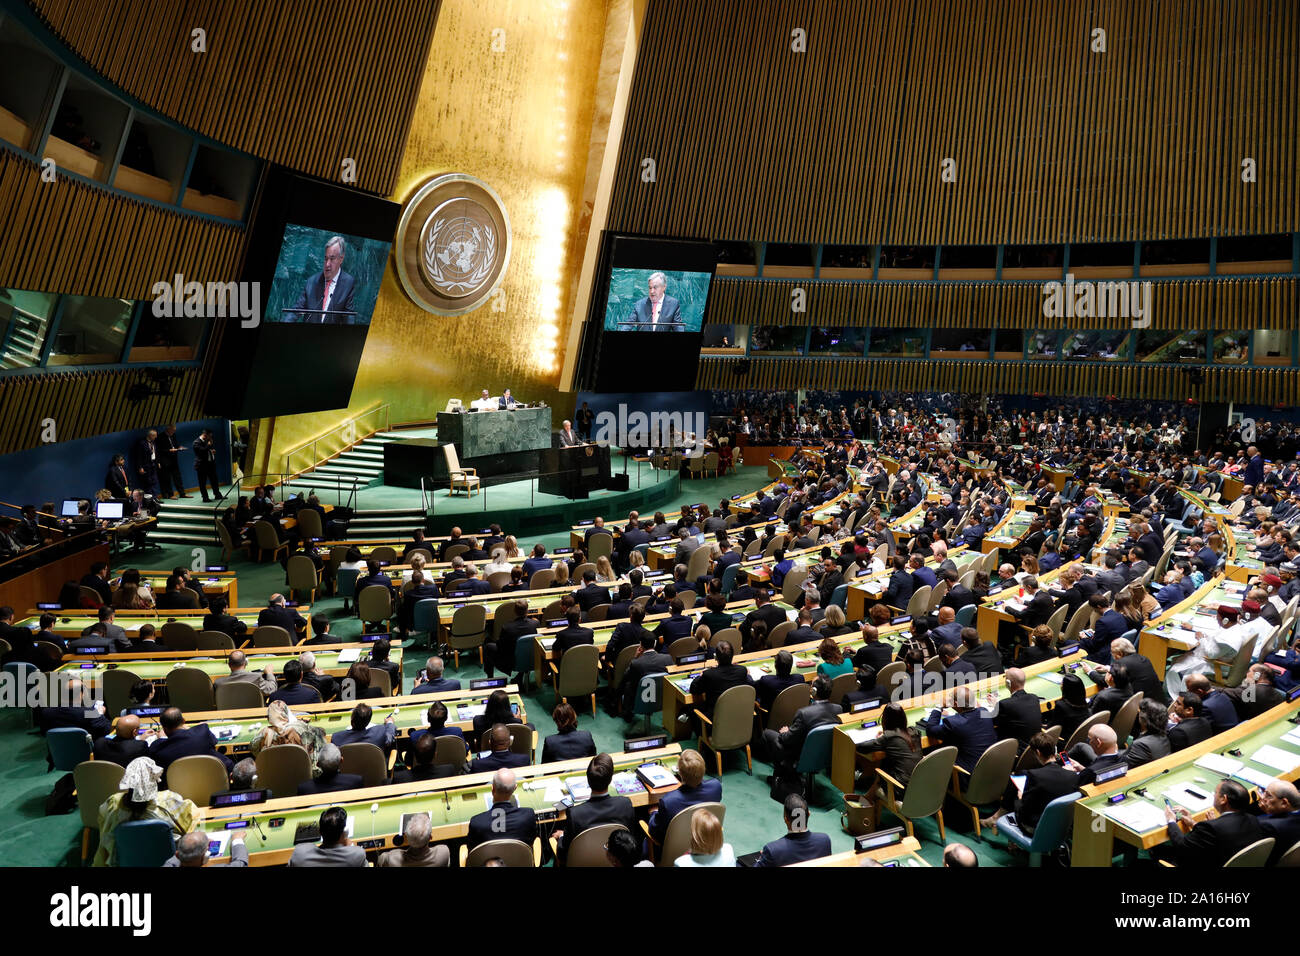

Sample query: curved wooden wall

[609,0,1300,244]
[707,275,1300,329]
[0,364,216,454]
[26,0,440,196]
[697,357,1300,406]
[0,151,244,299]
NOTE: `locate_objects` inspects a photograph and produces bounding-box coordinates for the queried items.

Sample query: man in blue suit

[412,656,462,694]
[1258,780,1300,866]
[466,768,539,850]
[754,794,832,866]
[291,236,357,324]
[149,706,234,780]
[469,724,529,774]
[331,703,397,755]
[918,684,998,773]
[644,749,722,857]
[1243,446,1265,488]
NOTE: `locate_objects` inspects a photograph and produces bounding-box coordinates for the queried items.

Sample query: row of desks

[1072,696,1300,865]
[827,650,1100,793]
[147,686,528,756]
[54,641,400,684]
[18,606,312,642]
[197,744,686,865]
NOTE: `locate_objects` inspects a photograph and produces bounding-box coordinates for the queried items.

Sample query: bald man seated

[377,811,450,867]
[466,768,539,850]
[943,843,979,867]
[164,829,249,867]
[92,714,150,767]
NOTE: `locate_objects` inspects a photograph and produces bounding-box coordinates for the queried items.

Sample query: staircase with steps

[0,311,49,369]
[150,430,432,547]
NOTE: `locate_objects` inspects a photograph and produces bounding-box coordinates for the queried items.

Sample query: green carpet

[1,467,1021,867]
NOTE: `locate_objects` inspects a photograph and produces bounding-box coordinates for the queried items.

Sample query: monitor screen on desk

[95,500,124,520]
[60,499,82,517]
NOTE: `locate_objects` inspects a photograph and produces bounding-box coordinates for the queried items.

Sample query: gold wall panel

[259,0,626,464]
[608,0,1300,244]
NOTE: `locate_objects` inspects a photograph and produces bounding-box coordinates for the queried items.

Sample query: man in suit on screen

[626,271,682,331]
[292,235,357,324]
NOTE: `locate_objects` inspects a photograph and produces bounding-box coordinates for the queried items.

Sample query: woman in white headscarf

[94,756,198,866]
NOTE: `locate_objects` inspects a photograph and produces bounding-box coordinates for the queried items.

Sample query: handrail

[280,401,391,478]
[0,499,62,523]
[0,526,103,579]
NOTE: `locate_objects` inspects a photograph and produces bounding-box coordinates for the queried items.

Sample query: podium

[435,407,551,458]
[615,320,686,332]
[537,445,612,499]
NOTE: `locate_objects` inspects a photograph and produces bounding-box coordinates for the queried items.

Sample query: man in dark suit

[688,640,752,718]
[1093,555,1128,596]
[621,632,674,719]
[149,707,234,779]
[135,428,161,495]
[296,744,364,795]
[1159,779,1263,867]
[937,642,977,680]
[80,562,112,605]
[1185,674,1239,733]
[851,624,894,674]
[940,571,975,612]
[292,236,357,324]
[487,600,538,681]
[1008,576,1055,629]
[1224,664,1286,720]
[92,714,150,767]
[331,703,397,755]
[558,420,582,447]
[1243,446,1265,488]
[1072,725,1127,786]
[644,749,722,857]
[959,628,1004,676]
[298,650,338,702]
[992,668,1043,752]
[574,569,612,613]
[918,684,998,773]
[555,753,637,863]
[394,726,462,783]
[763,677,841,775]
[753,794,832,866]
[1001,733,1081,835]
[1095,638,1163,702]
[1167,692,1214,751]
[466,768,539,850]
[469,724,530,774]
[398,570,440,635]
[268,660,323,706]
[35,679,111,739]
[1258,780,1300,865]
[756,650,804,712]
[879,555,915,611]
[552,609,596,657]
[740,589,786,648]
[1088,667,1129,719]
[783,608,821,647]
[257,593,307,637]
[412,656,462,694]
[626,272,683,330]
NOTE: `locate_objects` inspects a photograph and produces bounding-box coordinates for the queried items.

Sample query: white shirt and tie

[319,272,339,322]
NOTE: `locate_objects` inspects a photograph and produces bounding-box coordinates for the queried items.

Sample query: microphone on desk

[249,814,267,845]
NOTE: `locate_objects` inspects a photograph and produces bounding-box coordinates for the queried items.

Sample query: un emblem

[396,174,511,315]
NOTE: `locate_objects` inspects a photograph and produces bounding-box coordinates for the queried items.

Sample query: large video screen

[264,224,391,326]
[204,167,401,419]
[602,267,711,333]
[586,236,715,391]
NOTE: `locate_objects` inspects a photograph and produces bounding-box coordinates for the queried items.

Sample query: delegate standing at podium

[292,236,357,324]
[627,271,682,331]
[559,420,583,447]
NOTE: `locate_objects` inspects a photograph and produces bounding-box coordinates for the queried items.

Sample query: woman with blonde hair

[673,809,734,867]
[1128,581,1160,620]
[821,603,852,637]
[408,551,426,573]
[627,549,646,569]
[595,555,617,584]
[552,561,571,586]
[502,535,521,559]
